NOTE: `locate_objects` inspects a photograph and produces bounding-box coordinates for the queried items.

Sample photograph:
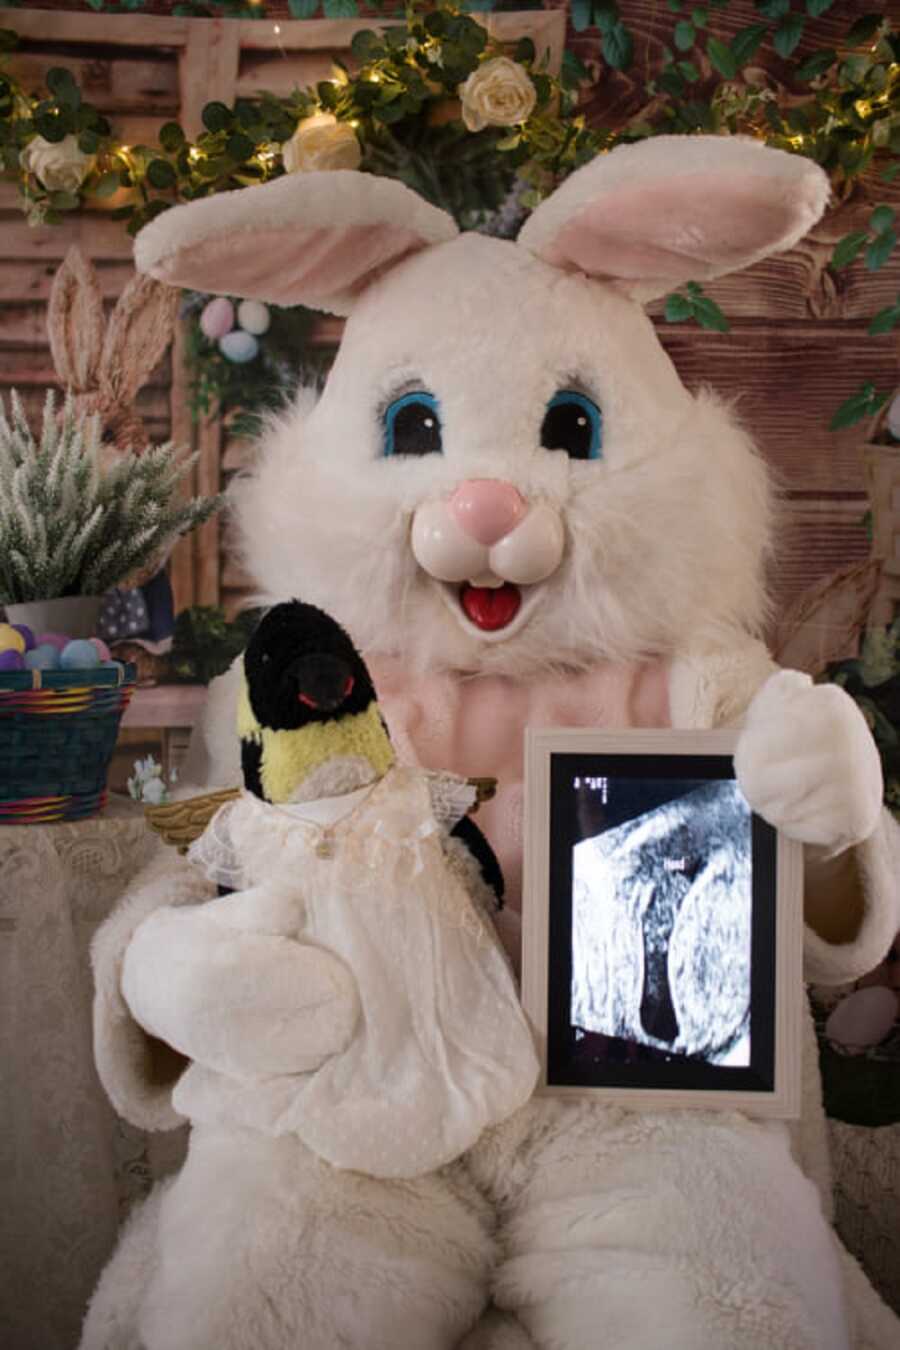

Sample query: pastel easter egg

[10,623,35,651]
[200,297,235,340]
[888,391,900,442]
[61,638,101,670]
[25,643,61,671]
[0,622,25,654]
[0,649,25,670]
[36,632,70,653]
[237,299,271,336]
[219,329,259,364]
[89,636,111,661]
[826,986,898,1054]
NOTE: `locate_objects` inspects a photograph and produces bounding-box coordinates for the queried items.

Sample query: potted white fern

[0,391,221,637]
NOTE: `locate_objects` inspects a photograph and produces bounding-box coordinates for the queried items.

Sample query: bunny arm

[671,640,900,988]
[91,846,210,1132]
[92,847,359,1131]
[121,895,360,1082]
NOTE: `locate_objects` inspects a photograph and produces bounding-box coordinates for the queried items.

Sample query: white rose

[141,777,167,806]
[21,134,96,194]
[281,113,361,174]
[459,57,537,134]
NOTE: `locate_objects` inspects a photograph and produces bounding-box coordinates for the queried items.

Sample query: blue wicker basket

[0,663,136,823]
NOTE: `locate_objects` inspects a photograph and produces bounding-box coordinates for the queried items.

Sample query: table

[0,796,896,1345]
[0,798,175,1350]
[120,683,208,779]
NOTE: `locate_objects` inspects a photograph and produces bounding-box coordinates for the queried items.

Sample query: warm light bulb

[273,24,281,35]
[188,147,202,164]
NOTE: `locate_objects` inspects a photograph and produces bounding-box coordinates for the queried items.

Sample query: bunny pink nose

[448,479,528,546]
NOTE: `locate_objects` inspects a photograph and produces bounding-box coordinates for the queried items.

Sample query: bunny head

[136,137,828,677]
[48,246,180,455]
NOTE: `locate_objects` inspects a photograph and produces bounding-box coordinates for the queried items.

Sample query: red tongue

[460,583,522,631]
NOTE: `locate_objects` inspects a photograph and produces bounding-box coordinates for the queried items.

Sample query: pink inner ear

[543,172,804,282]
[152,223,424,306]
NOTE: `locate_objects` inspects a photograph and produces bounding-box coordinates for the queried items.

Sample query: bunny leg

[469,1099,851,1350]
[458,1307,537,1349]
[80,1180,169,1350]
[136,1126,494,1350]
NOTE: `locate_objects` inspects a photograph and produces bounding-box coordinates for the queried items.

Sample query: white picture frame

[521,728,803,1118]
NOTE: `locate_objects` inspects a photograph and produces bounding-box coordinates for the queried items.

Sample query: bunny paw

[734,670,883,854]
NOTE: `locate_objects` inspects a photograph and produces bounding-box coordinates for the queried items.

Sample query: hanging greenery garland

[0,0,898,427]
[183,291,328,429]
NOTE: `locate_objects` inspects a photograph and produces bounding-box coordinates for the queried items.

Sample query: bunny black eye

[541,390,603,461]
[383,391,442,457]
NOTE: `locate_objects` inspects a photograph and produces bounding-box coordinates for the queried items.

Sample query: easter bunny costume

[83,138,899,1350]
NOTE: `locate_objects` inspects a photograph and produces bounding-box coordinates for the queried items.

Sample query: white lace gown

[184,765,539,1178]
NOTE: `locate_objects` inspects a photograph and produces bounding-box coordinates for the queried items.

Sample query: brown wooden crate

[769,496,872,624]
[0,345,169,388]
[8,51,179,114]
[1,383,172,425]
[235,52,336,100]
[656,323,897,493]
[3,9,189,47]
[0,257,134,303]
[0,213,135,261]
[647,244,900,324]
[168,320,198,615]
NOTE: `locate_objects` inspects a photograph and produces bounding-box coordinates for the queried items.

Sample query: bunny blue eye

[383,392,442,457]
[541,390,603,461]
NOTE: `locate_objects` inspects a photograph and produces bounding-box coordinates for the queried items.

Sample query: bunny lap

[85,136,900,1350]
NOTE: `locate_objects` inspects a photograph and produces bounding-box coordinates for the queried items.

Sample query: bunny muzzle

[411,478,565,637]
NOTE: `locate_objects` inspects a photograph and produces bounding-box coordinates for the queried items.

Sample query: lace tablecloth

[0,799,165,1350]
[0,795,896,1345]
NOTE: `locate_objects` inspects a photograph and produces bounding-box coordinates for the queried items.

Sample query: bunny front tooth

[488,502,565,585]
[411,499,489,582]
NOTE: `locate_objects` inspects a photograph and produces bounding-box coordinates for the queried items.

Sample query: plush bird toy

[238,599,396,806]
[117,595,537,1209]
[234,597,504,895]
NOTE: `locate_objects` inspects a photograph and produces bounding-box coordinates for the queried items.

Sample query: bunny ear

[134,170,459,316]
[518,136,830,302]
[98,272,180,408]
[47,246,107,392]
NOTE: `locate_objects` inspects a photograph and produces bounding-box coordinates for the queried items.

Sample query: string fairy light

[1,0,895,244]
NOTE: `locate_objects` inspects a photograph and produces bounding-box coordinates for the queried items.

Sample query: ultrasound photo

[571,779,752,1066]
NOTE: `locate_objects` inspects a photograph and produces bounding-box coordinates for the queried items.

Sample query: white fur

[121,893,360,1078]
[519,135,831,301]
[233,234,773,677]
[136,170,458,314]
[91,847,210,1132]
[83,1128,495,1350]
[468,1100,850,1350]
[90,138,897,1350]
[735,670,884,852]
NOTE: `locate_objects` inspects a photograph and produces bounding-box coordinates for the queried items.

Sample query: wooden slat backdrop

[0,4,898,632]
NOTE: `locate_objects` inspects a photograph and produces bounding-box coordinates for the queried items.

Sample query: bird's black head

[243,601,376,732]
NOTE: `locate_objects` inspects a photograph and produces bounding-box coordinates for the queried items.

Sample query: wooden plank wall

[0,7,566,619]
[1,4,898,638]
[569,0,900,626]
